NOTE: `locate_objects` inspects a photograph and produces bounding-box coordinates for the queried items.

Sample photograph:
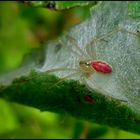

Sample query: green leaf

[128,1,140,19]
[0,71,140,134]
[23,1,97,10]
[55,1,96,10]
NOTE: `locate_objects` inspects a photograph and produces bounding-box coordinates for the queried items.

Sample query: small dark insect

[84,95,95,104]
[46,1,56,10]
[55,43,63,53]
[136,30,140,34]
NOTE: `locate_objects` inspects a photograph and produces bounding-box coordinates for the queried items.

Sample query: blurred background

[0,1,140,138]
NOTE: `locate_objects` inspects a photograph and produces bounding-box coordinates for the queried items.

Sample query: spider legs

[65,34,91,59]
[85,27,140,59]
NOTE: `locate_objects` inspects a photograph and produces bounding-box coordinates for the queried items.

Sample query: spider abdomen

[90,60,112,74]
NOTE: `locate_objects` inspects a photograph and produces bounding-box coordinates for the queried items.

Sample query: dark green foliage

[0,70,140,134]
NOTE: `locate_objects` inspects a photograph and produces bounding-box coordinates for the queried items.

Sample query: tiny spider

[84,95,95,104]
[43,28,139,99]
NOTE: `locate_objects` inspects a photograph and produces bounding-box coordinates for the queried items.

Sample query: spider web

[39,1,140,114]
